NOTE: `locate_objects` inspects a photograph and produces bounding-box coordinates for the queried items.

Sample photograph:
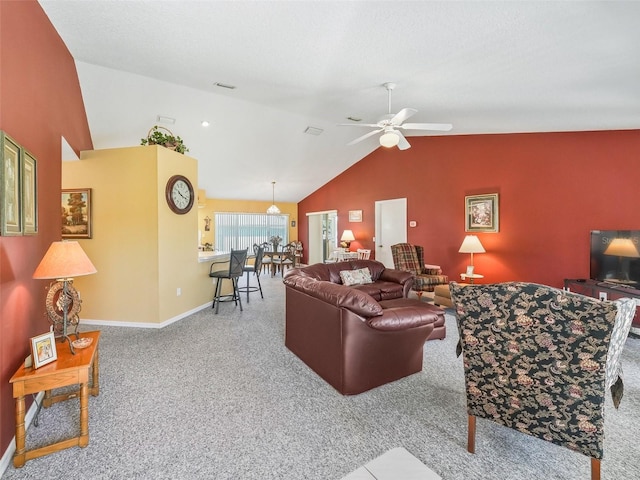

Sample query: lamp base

[45,280,82,355]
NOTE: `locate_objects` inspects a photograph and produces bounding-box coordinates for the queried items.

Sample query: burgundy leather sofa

[283,260,445,395]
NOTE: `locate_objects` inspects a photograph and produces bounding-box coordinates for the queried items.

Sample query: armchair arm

[422,264,443,275]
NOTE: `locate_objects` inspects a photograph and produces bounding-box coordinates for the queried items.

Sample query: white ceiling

[39,1,640,203]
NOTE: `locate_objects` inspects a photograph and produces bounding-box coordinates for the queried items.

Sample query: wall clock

[165,175,195,214]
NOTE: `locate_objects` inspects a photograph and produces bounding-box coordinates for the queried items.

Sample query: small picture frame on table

[466,265,475,276]
[30,331,57,369]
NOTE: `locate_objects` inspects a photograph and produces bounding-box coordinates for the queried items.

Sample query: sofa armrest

[379,268,413,286]
[284,276,383,317]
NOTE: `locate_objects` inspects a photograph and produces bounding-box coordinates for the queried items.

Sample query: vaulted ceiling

[39,1,640,202]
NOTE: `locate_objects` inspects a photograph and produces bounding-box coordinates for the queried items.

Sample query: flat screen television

[590,230,640,288]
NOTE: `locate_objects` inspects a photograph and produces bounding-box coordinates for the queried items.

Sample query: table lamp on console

[33,241,97,354]
[340,230,355,249]
[459,235,485,275]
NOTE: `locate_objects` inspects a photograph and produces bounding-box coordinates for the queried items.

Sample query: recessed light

[201,121,210,127]
[214,82,236,90]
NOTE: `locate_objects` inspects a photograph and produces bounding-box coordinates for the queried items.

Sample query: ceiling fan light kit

[380,130,400,148]
[341,82,452,150]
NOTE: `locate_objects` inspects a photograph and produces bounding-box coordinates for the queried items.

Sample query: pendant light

[267,181,281,215]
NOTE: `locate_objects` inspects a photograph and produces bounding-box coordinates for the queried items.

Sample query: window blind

[214,212,289,251]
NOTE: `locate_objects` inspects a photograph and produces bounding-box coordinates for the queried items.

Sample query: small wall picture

[31,331,57,369]
[465,193,499,233]
[62,188,92,238]
[1,131,22,236]
[349,210,362,222]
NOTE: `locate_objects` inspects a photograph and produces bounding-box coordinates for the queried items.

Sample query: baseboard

[80,302,211,329]
[1,391,44,478]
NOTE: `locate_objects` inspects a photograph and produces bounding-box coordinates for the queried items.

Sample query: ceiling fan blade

[338,123,382,128]
[347,128,383,146]
[396,130,411,150]
[400,122,453,131]
[390,108,417,125]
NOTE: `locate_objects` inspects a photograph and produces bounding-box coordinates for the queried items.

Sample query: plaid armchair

[390,243,448,299]
[450,282,636,480]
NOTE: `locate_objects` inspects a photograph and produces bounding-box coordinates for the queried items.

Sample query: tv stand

[564,279,640,331]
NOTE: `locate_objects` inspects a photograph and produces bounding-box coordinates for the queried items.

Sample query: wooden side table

[9,330,100,467]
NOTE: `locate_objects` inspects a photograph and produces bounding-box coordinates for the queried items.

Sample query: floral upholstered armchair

[450,282,636,480]
[390,243,448,300]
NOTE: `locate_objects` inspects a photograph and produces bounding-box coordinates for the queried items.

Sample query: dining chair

[238,244,264,302]
[356,248,371,260]
[209,248,248,314]
[260,241,272,274]
[273,242,297,275]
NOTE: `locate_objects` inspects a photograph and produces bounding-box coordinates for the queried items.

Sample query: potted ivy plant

[141,126,189,154]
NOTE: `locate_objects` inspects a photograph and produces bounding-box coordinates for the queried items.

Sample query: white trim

[1,392,44,477]
[80,302,211,329]
[305,209,337,216]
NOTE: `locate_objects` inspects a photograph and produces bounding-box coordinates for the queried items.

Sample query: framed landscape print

[22,150,38,235]
[62,188,92,239]
[349,210,362,222]
[1,131,22,236]
[465,193,499,233]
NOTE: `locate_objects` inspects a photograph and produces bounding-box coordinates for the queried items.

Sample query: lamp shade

[379,131,400,148]
[458,235,486,254]
[604,238,640,258]
[341,230,355,242]
[33,241,97,279]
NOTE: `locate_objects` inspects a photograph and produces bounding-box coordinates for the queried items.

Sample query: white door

[374,198,407,268]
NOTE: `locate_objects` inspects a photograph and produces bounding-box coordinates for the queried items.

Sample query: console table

[564,279,640,329]
[9,330,100,467]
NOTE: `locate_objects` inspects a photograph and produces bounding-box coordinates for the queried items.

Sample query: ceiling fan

[341,82,452,150]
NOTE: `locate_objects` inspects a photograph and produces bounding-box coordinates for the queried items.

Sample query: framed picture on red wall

[1,131,23,236]
[465,193,499,233]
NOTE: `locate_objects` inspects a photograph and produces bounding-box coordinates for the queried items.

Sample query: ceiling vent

[156,115,176,125]
[304,126,323,136]
[214,82,236,90]
[347,116,362,122]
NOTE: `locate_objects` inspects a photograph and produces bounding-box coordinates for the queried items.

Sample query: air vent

[304,126,323,136]
[156,115,176,124]
[214,82,236,90]
[347,116,362,122]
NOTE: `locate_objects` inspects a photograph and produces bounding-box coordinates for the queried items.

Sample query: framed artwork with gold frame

[62,188,92,239]
[1,131,22,236]
[465,194,499,233]
[22,149,37,235]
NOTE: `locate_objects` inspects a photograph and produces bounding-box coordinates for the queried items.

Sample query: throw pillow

[340,268,373,286]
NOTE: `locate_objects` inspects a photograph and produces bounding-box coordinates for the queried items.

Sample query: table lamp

[340,230,355,248]
[459,235,485,272]
[33,241,97,354]
[604,238,640,282]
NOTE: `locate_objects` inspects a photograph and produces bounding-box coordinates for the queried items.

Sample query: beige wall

[198,198,299,247]
[63,145,211,325]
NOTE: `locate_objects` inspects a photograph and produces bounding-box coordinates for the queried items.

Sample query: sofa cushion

[283,275,383,317]
[339,267,373,286]
[353,281,405,301]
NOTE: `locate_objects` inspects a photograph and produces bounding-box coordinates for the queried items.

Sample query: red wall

[0,1,92,454]
[299,130,640,288]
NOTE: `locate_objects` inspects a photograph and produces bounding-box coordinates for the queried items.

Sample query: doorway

[307,210,338,265]
[374,198,407,267]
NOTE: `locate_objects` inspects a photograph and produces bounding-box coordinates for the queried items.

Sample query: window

[214,213,289,251]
